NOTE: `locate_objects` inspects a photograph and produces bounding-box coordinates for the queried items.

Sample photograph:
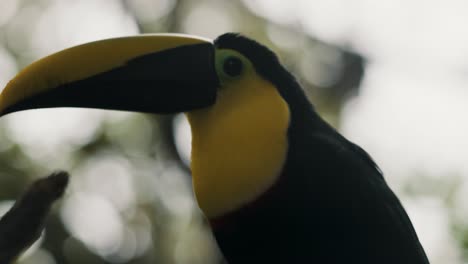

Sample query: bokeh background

[0,0,467,263]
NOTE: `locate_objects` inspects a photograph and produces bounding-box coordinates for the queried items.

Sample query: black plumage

[211,33,429,264]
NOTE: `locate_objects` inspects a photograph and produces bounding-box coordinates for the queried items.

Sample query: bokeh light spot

[126,0,175,23]
[4,109,105,167]
[61,192,125,257]
[31,0,138,58]
[74,154,136,212]
[0,0,19,27]
[182,3,235,38]
[173,114,191,167]
[0,46,17,90]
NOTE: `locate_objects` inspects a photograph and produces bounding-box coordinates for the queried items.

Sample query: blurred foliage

[6,0,463,264]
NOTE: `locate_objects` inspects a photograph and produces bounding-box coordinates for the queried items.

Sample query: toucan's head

[0,33,297,218]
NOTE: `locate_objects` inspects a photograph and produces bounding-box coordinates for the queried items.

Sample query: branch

[0,171,69,263]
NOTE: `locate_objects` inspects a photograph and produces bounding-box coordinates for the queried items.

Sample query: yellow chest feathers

[186,75,290,218]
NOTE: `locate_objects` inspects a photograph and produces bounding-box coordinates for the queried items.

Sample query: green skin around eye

[215,49,253,83]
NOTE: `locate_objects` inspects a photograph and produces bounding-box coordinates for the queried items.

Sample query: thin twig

[0,171,69,263]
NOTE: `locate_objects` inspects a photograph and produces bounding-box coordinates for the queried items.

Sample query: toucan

[0,33,429,263]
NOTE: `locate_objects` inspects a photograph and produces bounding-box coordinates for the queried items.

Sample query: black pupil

[223,57,243,77]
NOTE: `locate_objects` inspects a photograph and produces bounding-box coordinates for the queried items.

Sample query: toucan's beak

[0,34,218,116]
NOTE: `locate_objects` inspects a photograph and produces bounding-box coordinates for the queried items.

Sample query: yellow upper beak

[0,34,219,115]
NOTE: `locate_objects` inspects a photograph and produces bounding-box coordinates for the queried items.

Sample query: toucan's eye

[223,56,243,77]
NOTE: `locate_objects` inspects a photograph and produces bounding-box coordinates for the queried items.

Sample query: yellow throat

[186,70,290,218]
